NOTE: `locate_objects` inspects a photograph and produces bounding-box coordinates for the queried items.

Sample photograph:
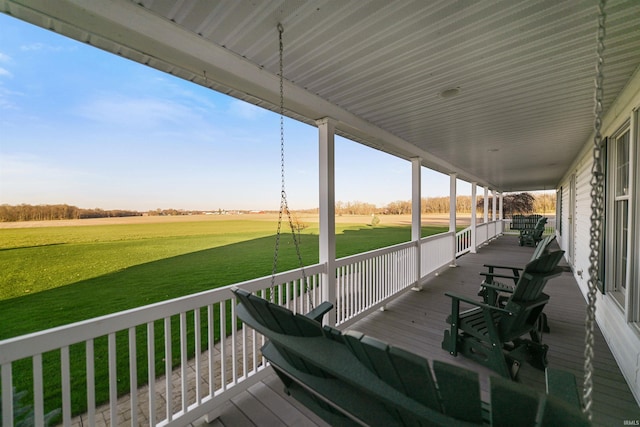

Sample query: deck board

[208,235,640,427]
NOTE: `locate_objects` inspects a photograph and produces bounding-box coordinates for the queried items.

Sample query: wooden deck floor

[206,235,640,427]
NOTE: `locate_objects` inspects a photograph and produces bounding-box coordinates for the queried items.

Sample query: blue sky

[0,13,461,212]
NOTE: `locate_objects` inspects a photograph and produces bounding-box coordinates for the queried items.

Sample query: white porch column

[484,187,489,224]
[449,173,457,266]
[492,190,497,222]
[317,117,337,326]
[449,174,457,232]
[499,192,504,233]
[412,158,422,289]
[471,182,477,253]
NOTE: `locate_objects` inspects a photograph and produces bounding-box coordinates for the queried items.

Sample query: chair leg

[537,313,550,333]
[511,339,549,371]
[442,300,461,355]
[441,330,458,355]
[458,337,513,379]
[528,342,549,370]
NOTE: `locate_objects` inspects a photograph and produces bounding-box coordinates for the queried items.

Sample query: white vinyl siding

[574,157,593,280]
[556,69,640,404]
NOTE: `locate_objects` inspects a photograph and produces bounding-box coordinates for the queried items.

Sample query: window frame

[604,118,638,322]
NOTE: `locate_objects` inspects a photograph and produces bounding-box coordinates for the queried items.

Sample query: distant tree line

[335,193,555,217]
[146,208,240,216]
[1,193,555,222]
[336,197,480,216]
[478,192,556,218]
[0,204,142,222]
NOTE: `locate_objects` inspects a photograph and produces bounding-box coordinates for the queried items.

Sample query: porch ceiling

[3,0,640,191]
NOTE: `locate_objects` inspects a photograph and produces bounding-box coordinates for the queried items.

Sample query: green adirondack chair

[478,235,558,333]
[233,286,588,426]
[442,250,565,379]
[479,235,557,306]
[519,216,548,246]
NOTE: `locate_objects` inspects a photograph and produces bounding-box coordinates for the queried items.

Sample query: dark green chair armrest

[444,292,513,314]
[480,272,519,282]
[304,301,334,323]
[483,263,523,273]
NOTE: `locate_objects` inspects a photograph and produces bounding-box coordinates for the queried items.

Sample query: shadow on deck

[207,235,640,427]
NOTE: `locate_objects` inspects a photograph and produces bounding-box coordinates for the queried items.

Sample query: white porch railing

[455,227,472,257]
[422,232,455,276]
[334,241,417,327]
[0,266,324,427]
[455,219,502,257]
[0,227,502,427]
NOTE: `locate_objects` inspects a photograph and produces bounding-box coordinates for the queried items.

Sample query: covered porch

[210,235,640,427]
[2,1,640,426]
[50,234,640,427]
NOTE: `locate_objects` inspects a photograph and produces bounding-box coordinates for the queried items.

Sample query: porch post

[484,187,489,224]
[449,173,457,266]
[317,117,337,326]
[499,192,504,233]
[471,182,477,253]
[492,190,497,222]
[412,158,422,289]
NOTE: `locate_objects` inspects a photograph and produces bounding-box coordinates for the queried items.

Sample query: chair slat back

[531,234,556,260]
[343,331,443,414]
[510,250,564,302]
[433,360,484,423]
[490,376,541,427]
[532,217,548,238]
[234,288,323,337]
[498,250,564,339]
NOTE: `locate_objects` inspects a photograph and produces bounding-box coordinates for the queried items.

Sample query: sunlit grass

[0,217,449,419]
[0,219,448,334]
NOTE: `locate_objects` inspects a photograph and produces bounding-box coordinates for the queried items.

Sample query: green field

[0,216,449,420]
[0,217,448,339]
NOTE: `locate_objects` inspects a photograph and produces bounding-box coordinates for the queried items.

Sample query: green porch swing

[236,2,607,424]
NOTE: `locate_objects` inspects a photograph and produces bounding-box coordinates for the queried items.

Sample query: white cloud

[75,94,201,128]
[229,99,266,120]
[0,85,20,110]
[20,42,46,51]
[19,42,72,53]
[0,52,13,78]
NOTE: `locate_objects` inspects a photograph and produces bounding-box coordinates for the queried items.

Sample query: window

[606,127,631,309]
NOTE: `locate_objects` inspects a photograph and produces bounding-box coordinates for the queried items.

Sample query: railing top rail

[455,226,471,237]
[334,239,416,267]
[334,230,456,268]
[420,230,454,243]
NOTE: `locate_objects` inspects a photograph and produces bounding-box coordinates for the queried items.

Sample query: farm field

[0,213,457,339]
[0,213,462,420]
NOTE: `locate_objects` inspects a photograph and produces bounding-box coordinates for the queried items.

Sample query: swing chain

[584,0,606,419]
[271,23,285,292]
[270,23,310,306]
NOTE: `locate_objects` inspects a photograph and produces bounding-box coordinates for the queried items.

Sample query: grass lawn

[0,215,450,419]
[0,216,449,338]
